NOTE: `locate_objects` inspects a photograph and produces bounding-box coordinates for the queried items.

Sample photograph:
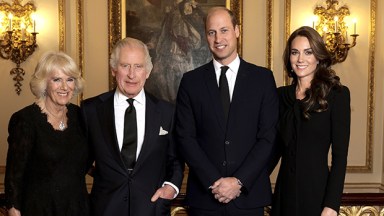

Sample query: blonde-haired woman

[5,51,89,216]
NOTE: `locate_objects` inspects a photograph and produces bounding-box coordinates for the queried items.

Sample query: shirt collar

[213,55,240,74]
[114,88,146,106]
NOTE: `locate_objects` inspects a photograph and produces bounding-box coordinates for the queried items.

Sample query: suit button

[225,141,230,145]
[222,161,227,166]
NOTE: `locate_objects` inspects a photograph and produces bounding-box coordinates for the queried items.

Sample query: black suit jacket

[81,90,184,216]
[175,59,279,210]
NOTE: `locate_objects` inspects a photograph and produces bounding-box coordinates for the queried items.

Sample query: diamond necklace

[44,104,67,131]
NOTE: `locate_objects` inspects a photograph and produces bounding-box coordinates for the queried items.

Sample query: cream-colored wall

[0,0,383,191]
[377,0,384,186]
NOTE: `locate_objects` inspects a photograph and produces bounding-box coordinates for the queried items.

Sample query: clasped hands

[210,177,242,204]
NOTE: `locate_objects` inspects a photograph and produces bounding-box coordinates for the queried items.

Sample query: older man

[81,37,184,216]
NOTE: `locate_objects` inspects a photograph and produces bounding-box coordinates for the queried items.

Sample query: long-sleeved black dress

[5,103,89,216]
[271,84,350,216]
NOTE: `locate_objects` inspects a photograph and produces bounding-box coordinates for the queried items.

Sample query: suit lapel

[133,93,160,172]
[228,59,249,124]
[203,63,227,132]
[96,92,126,169]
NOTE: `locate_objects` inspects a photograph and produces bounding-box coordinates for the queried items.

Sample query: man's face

[205,9,239,65]
[112,45,150,98]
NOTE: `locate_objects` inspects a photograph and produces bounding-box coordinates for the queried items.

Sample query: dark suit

[81,90,184,216]
[175,59,279,212]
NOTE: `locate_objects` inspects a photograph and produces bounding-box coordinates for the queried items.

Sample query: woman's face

[289,36,319,81]
[45,69,75,107]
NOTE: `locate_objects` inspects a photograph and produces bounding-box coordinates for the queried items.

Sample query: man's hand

[151,184,177,202]
[210,177,241,203]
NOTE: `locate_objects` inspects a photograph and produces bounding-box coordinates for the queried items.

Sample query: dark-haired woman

[271,26,351,216]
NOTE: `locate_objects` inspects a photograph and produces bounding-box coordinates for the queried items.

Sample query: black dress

[5,103,89,216]
[271,84,350,216]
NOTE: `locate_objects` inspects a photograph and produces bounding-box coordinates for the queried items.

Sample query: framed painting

[108,0,243,103]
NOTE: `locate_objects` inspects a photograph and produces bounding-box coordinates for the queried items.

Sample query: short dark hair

[206,7,238,29]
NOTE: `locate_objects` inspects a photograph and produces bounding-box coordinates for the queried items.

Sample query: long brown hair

[283,26,341,119]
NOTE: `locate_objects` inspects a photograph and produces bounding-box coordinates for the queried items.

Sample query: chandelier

[313,0,358,65]
[0,0,38,95]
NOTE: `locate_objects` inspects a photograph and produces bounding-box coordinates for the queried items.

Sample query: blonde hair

[30,51,85,99]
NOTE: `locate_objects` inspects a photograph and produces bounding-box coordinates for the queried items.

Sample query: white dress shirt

[114,88,146,157]
[213,55,240,101]
[113,88,179,196]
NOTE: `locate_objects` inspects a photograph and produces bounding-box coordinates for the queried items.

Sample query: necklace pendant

[59,121,66,131]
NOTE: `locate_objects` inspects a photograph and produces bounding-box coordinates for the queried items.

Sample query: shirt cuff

[162,181,179,198]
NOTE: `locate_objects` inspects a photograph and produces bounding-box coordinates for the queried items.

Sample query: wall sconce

[313,0,358,65]
[0,0,38,95]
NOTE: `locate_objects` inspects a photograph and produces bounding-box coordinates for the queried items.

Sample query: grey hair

[109,37,153,72]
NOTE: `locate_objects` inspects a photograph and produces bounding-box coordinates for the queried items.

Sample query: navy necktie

[121,98,137,170]
[219,66,230,120]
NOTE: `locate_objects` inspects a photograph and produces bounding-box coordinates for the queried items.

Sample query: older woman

[271,26,351,216]
[5,51,89,216]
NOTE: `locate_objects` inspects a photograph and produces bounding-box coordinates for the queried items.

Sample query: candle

[345,30,348,43]
[353,18,357,34]
[334,16,338,33]
[21,23,26,40]
[322,26,328,42]
[312,16,318,29]
[8,13,13,30]
[31,13,37,33]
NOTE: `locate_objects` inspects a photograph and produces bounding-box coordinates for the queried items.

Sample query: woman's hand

[8,207,21,216]
[321,207,337,216]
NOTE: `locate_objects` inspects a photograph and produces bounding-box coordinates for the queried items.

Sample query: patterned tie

[121,98,137,170]
[219,66,230,120]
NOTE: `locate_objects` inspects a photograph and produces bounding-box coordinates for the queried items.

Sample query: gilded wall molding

[284,0,291,85]
[284,0,376,173]
[227,0,243,56]
[108,0,121,89]
[59,0,65,51]
[76,0,84,102]
[345,0,376,173]
[340,206,384,216]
